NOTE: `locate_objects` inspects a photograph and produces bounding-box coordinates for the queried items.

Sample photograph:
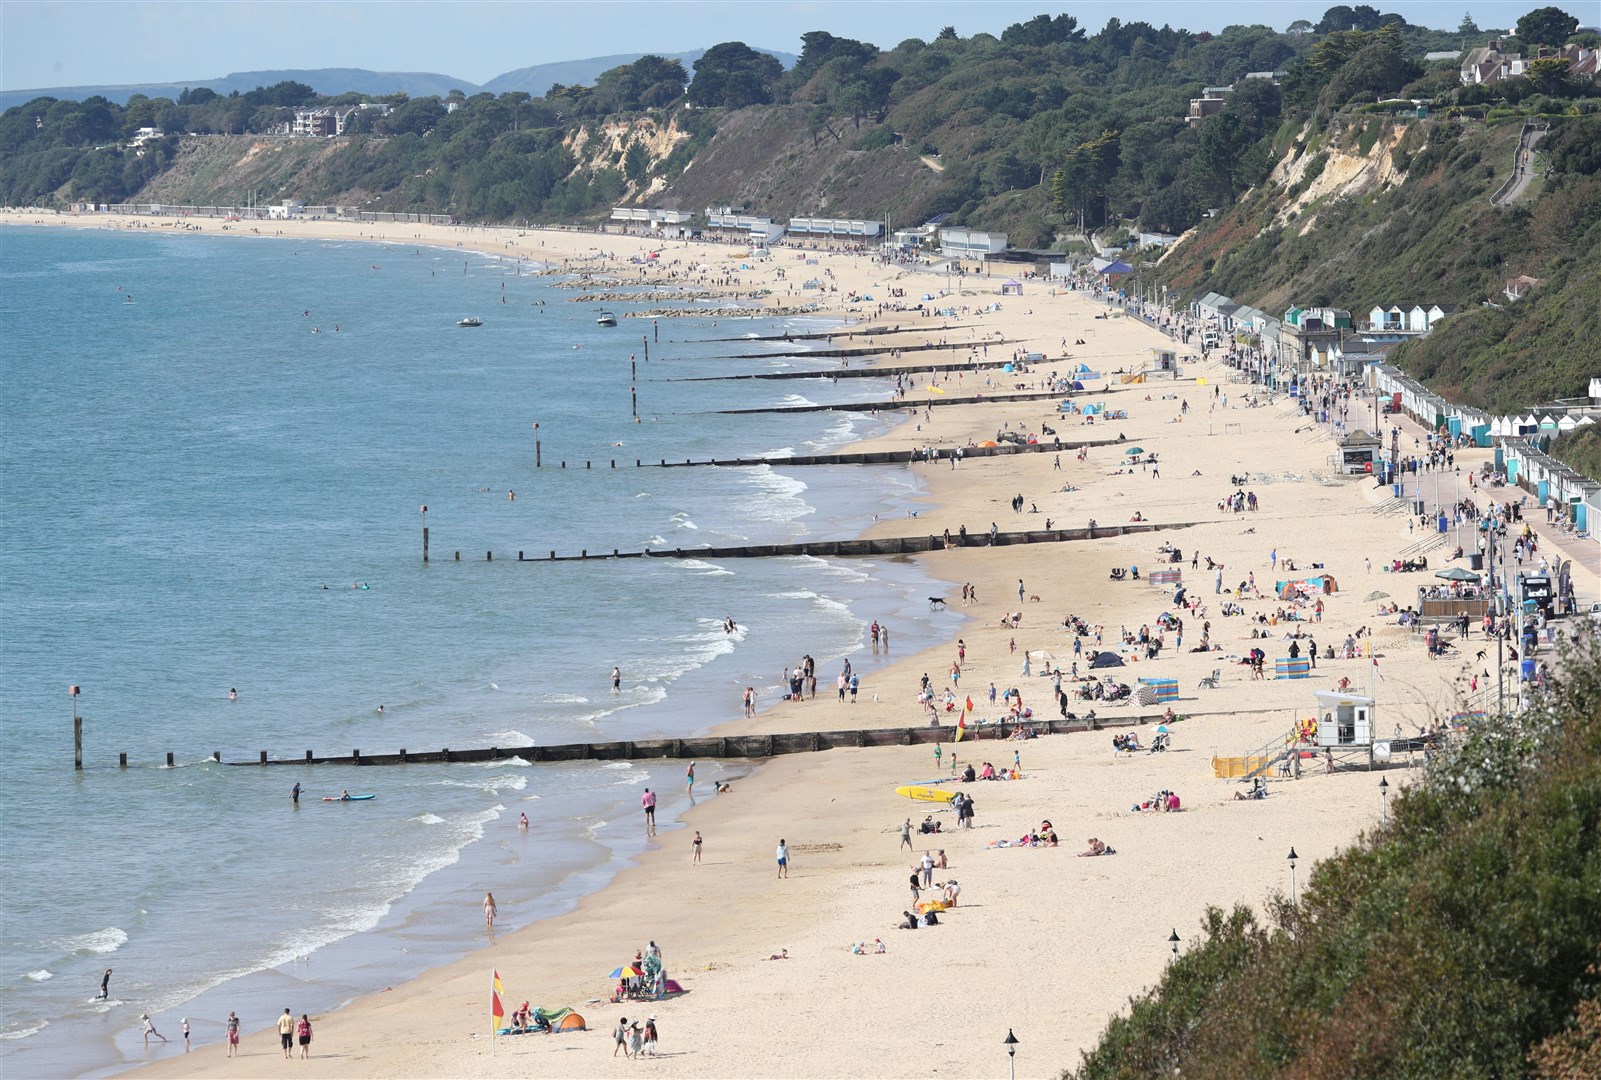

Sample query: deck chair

[1198,669,1221,689]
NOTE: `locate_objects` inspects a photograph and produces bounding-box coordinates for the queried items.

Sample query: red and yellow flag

[965,695,975,713]
[954,709,967,743]
[491,969,506,1034]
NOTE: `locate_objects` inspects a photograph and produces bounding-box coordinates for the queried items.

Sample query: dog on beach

[929,597,947,609]
[1028,594,1041,602]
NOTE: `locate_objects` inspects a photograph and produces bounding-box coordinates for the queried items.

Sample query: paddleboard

[322,794,376,801]
[895,785,956,803]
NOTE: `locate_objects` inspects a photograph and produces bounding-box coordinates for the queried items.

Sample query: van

[1201,330,1221,348]
[1588,602,1601,624]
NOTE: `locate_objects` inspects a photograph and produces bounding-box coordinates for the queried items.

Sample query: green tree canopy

[1516,6,1580,46]
[688,43,783,108]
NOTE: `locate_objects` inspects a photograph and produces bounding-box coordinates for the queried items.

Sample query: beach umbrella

[1124,447,1145,456]
[1364,590,1391,601]
[1435,567,1479,581]
[608,965,643,980]
[1155,724,1172,734]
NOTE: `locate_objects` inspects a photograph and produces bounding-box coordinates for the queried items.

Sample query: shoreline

[15,210,1591,1078]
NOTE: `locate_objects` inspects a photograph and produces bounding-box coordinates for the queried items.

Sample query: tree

[1287,19,1315,36]
[622,140,650,185]
[1516,6,1579,46]
[1001,14,1086,48]
[1316,5,1391,33]
[1458,12,1479,36]
[1051,129,1121,229]
[1523,56,1574,95]
[688,42,783,108]
[936,26,957,41]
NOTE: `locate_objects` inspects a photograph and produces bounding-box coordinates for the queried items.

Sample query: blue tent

[1099,261,1134,276]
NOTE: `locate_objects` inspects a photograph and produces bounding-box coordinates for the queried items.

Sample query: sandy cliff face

[1271,119,1413,234]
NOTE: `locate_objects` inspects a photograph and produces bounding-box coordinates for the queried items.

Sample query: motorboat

[596,311,617,326]
[458,316,483,327]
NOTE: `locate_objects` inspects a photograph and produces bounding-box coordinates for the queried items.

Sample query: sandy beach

[11,209,1592,1079]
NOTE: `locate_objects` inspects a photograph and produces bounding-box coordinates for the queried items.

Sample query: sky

[1,0,1574,91]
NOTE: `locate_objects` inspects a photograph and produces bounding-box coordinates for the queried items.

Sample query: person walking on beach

[921,851,935,888]
[611,666,621,693]
[1018,579,1026,604]
[483,892,498,930]
[642,789,657,835]
[629,1020,644,1057]
[776,839,789,878]
[142,1013,167,1046]
[98,968,112,1000]
[693,830,703,863]
[297,1014,312,1058]
[643,1015,659,1057]
[181,1018,190,1052]
[613,1016,631,1057]
[226,1011,240,1056]
[685,761,696,796]
[900,818,913,851]
[277,1008,295,1058]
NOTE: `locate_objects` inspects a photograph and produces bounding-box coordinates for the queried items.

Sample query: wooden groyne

[467,520,1194,563]
[714,339,1020,361]
[715,390,1070,414]
[531,435,1122,471]
[175,711,1173,769]
[666,358,1018,382]
[702,323,976,343]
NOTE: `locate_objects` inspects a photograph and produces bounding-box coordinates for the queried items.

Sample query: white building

[938,227,1007,258]
[787,216,883,241]
[703,208,784,245]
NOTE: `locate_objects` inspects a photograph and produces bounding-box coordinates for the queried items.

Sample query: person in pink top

[642,788,657,835]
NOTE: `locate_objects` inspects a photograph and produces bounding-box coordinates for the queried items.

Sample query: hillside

[1068,636,1601,1079]
[1154,110,1601,411]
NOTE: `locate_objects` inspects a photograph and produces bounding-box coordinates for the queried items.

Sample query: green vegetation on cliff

[1070,637,1601,1079]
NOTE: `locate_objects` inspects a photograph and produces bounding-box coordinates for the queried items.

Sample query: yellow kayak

[895,785,956,803]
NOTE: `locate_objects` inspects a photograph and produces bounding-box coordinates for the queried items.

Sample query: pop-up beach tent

[1090,651,1125,669]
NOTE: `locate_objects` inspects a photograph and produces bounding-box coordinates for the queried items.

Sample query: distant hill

[481,48,797,97]
[0,69,481,112]
[0,50,798,112]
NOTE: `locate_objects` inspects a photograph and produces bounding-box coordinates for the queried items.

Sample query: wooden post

[399,748,407,762]
[166,752,175,767]
[305,749,313,762]
[535,440,541,468]
[71,684,82,771]
[119,752,127,768]
[353,749,361,764]
[213,751,221,762]
[423,526,429,562]
[260,750,268,764]
[631,387,637,418]
[487,551,492,561]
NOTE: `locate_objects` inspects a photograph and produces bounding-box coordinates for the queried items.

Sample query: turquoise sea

[0,225,956,1076]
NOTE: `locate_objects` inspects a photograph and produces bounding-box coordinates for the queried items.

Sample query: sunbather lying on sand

[1078,838,1116,856]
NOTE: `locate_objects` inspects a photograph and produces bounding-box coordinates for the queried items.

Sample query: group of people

[139,1007,297,1058]
[611,1014,661,1058]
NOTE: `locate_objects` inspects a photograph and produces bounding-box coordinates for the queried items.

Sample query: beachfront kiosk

[1338,430,1382,475]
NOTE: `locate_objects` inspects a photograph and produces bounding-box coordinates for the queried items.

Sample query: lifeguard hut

[1150,347,1179,377]
[1314,689,1376,768]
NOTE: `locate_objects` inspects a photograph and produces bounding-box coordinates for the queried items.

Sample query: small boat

[323,794,376,802]
[458,316,483,328]
[596,311,617,327]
